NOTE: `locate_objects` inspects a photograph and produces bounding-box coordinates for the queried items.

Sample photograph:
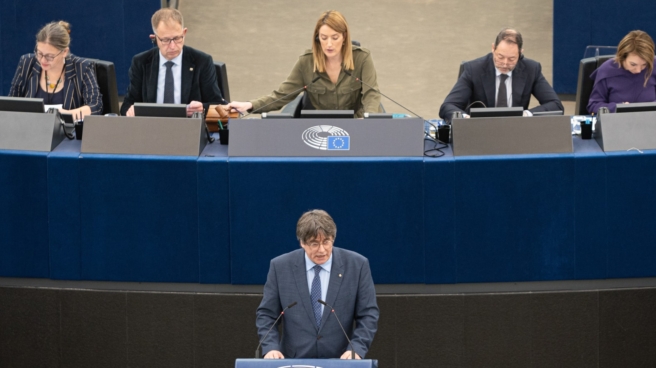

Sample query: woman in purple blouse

[588,30,656,114]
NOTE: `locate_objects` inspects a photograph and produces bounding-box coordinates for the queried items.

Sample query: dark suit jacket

[439,53,563,121]
[120,45,224,115]
[256,247,379,359]
[9,53,103,114]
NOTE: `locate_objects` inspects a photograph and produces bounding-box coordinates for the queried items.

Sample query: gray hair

[296,209,337,243]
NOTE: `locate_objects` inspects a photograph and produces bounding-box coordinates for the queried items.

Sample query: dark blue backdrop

[0,0,159,96]
[553,0,656,94]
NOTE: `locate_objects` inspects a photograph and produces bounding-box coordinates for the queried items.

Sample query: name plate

[81,116,207,156]
[0,111,64,152]
[452,115,572,156]
[595,110,656,152]
[228,118,424,157]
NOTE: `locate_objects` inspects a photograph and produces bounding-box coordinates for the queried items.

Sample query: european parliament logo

[302,125,351,151]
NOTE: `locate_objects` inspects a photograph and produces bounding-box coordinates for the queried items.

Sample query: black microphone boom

[318,299,355,360]
[243,77,321,117]
[255,301,297,358]
[343,70,424,120]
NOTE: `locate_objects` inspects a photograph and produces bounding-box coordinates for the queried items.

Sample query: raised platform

[2,277,655,367]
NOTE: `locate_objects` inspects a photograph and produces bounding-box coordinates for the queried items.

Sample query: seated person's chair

[214,61,230,102]
[574,55,613,115]
[87,58,120,115]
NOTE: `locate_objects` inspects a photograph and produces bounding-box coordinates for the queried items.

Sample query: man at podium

[256,210,379,359]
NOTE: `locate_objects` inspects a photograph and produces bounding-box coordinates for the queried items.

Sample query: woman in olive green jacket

[228,10,382,118]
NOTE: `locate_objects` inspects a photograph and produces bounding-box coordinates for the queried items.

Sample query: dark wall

[2,285,656,368]
[553,0,656,94]
[0,0,159,96]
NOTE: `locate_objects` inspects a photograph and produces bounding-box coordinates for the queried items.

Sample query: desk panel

[48,140,82,280]
[454,152,577,283]
[572,138,608,279]
[0,149,49,277]
[424,145,457,284]
[229,157,425,284]
[79,154,199,282]
[606,149,656,278]
[197,141,231,284]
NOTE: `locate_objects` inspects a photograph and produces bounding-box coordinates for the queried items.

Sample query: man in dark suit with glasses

[120,8,224,116]
[439,28,563,122]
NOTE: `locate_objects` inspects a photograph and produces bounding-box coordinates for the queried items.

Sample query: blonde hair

[151,8,184,33]
[615,30,654,87]
[36,21,71,51]
[312,10,354,73]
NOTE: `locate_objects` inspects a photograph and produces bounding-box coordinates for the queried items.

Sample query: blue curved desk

[1,136,655,284]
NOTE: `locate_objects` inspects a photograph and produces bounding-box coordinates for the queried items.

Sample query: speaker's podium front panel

[235,359,378,368]
[229,118,424,157]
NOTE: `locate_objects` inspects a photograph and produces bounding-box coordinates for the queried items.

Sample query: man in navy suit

[256,209,379,359]
[120,8,224,116]
[439,28,563,122]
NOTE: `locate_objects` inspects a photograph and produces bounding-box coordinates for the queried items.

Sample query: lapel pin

[339,274,342,278]
[190,67,194,71]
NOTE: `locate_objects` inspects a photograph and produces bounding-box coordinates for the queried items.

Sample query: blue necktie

[311,265,322,328]
[164,61,175,104]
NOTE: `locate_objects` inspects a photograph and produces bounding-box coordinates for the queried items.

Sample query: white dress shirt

[494,68,513,107]
[156,50,183,104]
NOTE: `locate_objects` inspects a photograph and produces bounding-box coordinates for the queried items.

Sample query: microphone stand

[255,301,297,358]
[318,299,355,360]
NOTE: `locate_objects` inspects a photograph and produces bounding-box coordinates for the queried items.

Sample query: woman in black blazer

[9,21,102,117]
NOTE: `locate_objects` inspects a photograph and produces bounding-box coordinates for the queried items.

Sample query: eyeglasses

[156,34,185,45]
[493,52,518,65]
[306,239,334,249]
[34,48,65,62]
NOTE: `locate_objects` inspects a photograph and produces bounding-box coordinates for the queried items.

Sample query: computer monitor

[134,103,187,118]
[470,107,523,118]
[0,97,45,113]
[532,110,564,116]
[616,102,656,113]
[300,110,354,119]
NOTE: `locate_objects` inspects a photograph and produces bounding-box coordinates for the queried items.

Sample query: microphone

[343,70,424,120]
[343,70,450,148]
[318,299,355,360]
[241,76,321,117]
[255,301,297,358]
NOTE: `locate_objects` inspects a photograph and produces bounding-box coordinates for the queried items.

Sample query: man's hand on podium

[264,350,285,359]
[186,101,203,116]
[340,351,361,359]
